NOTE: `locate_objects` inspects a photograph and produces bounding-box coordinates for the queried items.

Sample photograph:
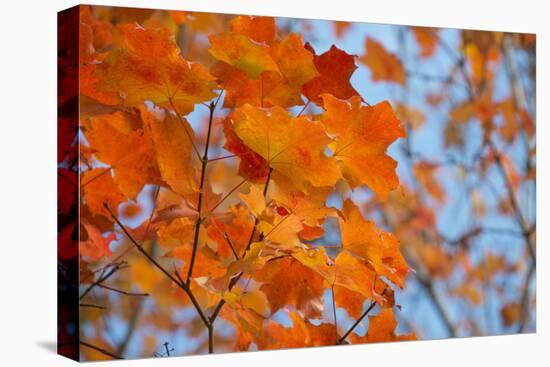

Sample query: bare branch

[98,284,149,297]
[80,341,123,360]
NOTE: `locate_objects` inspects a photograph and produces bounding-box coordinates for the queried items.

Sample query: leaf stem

[169,99,202,160]
[331,285,339,344]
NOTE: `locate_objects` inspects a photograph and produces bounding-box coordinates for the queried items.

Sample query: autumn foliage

[57,5,536,361]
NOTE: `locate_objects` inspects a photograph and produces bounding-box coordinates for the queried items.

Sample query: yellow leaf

[238,184,266,217]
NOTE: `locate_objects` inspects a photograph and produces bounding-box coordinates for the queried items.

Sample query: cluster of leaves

[73,6,417,360]
[63,5,536,360]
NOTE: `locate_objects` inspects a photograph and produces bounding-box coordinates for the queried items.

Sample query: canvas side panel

[57,5,80,362]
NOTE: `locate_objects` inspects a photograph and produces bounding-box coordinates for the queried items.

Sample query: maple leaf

[238,184,266,217]
[451,283,483,306]
[360,37,406,85]
[413,161,446,205]
[96,24,216,115]
[339,199,409,287]
[257,311,336,349]
[293,248,393,318]
[81,168,127,218]
[206,205,255,258]
[121,202,142,218]
[209,33,278,79]
[395,102,426,130]
[228,15,276,44]
[333,21,352,39]
[80,220,115,261]
[208,16,278,83]
[222,117,270,183]
[129,256,164,293]
[140,106,197,196]
[322,94,406,199]
[254,257,327,319]
[78,8,120,107]
[257,213,303,249]
[226,242,270,276]
[272,33,319,87]
[333,250,395,316]
[231,104,341,190]
[220,293,267,350]
[299,225,325,241]
[80,5,113,50]
[271,178,334,227]
[211,33,318,108]
[302,43,360,106]
[411,27,439,58]
[82,110,160,198]
[349,308,416,343]
[156,217,195,248]
[223,287,270,318]
[166,245,225,279]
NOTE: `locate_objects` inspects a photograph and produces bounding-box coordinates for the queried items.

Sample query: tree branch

[80,341,123,360]
[79,262,126,300]
[104,204,211,329]
[187,101,215,283]
[209,167,273,324]
[97,284,149,297]
[337,301,377,344]
[80,303,107,310]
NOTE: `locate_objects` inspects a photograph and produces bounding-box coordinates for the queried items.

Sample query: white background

[0,0,546,365]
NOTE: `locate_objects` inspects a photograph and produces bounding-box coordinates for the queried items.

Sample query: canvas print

[57,4,536,361]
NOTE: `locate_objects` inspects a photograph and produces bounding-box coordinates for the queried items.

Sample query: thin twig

[169,98,202,160]
[80,167,113,188]
[80,341,123,360]
[337,301,377,344]
[331,285,339,344]
[104,204,210,328]
[187,101,216,283]
[80,262,126,300]
[205,178,248,214]
[224,232,239,260]
[518,263,535,332]
[209,167,273,323]
[80,303,107,310]
[297,100,311,117]
[207,154,237,163]
[98,284,149,297]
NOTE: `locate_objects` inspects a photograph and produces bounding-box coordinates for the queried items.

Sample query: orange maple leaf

[302,43,360,106]
[349,308,416,343]
[360,37,406,85]
[82,110,160,198]
[96,24,216,115]
[231,104,341,190]
[339,199,409,287]
[140,106,198,196]
[322,94,406,199]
